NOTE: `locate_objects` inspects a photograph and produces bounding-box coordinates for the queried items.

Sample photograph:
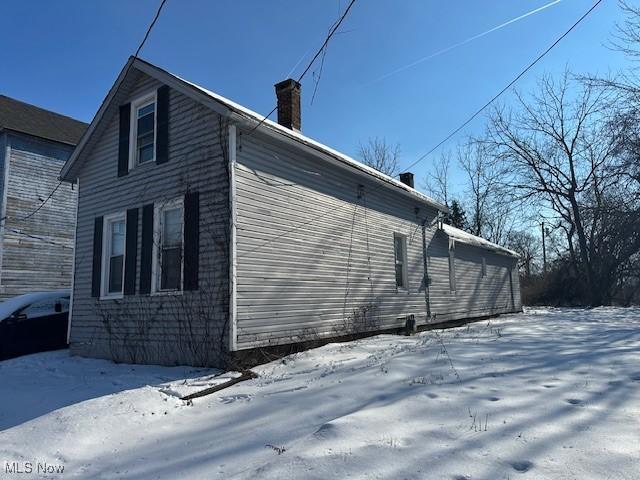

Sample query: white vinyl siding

[69,72,230,367]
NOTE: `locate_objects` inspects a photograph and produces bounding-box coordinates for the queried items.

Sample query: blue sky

[0,0,629,194]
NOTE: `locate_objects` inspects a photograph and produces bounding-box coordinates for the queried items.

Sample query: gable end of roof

[61,57,447,213]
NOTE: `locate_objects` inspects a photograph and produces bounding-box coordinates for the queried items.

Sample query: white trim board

[67,179,79,344]
[228,124,238,352]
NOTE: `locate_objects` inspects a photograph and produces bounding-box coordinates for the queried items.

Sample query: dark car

[0,290,70,360]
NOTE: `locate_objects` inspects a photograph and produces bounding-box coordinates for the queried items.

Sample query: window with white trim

[153,199,184,292]
[448,241,456,293]
[102,213,126,297]
[130,92,156,167]
[394,234,408,289]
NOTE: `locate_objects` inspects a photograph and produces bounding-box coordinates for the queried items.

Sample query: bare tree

[357,137,400,176]
[423,152,452,206]
[481,71,640,305]
[506,230,541,279]
[611,1,640,62]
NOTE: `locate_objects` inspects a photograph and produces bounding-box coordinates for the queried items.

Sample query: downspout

[228,124,238,352]
[0,137,12,294]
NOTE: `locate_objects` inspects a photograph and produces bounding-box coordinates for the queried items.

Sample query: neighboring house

[0,95,87,300]
[60,57,521,368]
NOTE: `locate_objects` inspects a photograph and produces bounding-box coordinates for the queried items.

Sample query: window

[394,234,407,289]
[448,242,456,293]
[130,92,156,167]
[102,213,126,297]
[21,296,70,319]
[154,199,184,292]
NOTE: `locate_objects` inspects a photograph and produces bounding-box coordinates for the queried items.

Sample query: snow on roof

[441,223,519,258]
[173,72,448,213]
[0,290,70,321]
[63,57,446,211]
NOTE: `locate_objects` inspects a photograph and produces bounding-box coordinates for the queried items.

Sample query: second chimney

[399,172,414,188]
[275,79,301,131]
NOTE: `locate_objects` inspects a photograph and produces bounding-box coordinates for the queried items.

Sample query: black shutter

[124,208,139,295]
[118,103,131,177]
[184,191,199,291]
[140,204,154,294]
[156,86,170,165]
[91,217,103,297]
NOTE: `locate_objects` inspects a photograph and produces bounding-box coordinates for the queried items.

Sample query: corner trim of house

[67,178,79,344]
[228,123,238,352]
[0,139,12,292]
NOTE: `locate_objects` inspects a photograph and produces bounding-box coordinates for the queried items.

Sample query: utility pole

[541,222,547,275]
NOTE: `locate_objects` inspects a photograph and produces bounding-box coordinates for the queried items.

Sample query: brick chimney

[275,79,301,131]
[399,172,414,188]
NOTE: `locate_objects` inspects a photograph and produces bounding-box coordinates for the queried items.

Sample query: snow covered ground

[1,307,639,479]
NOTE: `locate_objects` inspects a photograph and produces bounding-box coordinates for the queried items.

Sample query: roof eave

[60,57,449,214]
[227,111,449,213]
[60,56,139,182]
[2,127,79,148]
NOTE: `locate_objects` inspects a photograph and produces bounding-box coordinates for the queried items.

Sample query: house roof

[0,95,87,146]
[60,57,448,213]
[441,223,519,258]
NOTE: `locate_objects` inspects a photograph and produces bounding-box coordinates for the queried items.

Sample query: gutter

[229,110,449,214]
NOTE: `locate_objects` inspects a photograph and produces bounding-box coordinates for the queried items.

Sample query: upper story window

[153,199,184,293]
[394,233,408,289]
[129,92,156,168]
[102,213,126,298]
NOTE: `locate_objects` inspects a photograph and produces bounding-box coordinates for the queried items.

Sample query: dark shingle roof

[0,95,88,146]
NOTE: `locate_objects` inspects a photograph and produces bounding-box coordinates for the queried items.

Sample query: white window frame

[394,233,408,291]
[128,91,157,170]
[448,239,456,294]
[101,212,126,299]
[151,198,184,295]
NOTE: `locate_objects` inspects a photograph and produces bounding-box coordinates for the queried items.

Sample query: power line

[134,0,168,59]
[297,0,357,84]
[0,0,169,229]
[241,0,603,259]
[6,228,73,249]
[399,0,603,176]
[248,0,358,134]
[18,182,63,222]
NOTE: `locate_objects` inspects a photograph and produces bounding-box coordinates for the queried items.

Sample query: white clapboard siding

[235,131,433,349]
[69,67,521,366]
[234,130,521,349]
[69,72,230,367]
[0,135,76,299]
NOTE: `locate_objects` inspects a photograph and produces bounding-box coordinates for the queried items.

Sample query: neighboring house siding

[234,131,439,349]
[69,73,230,367]
[0,133,76,299]
[426,232,521,322]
